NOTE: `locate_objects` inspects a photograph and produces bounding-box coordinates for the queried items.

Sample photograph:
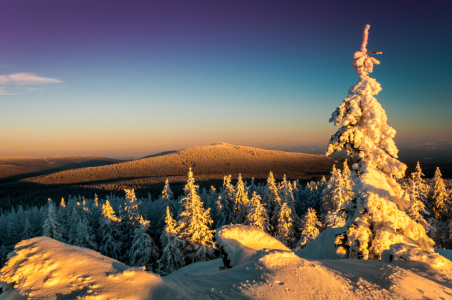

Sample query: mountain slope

[24,143,342,185]
[0,156,124,183]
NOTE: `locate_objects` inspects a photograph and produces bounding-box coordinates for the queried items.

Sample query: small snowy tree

[262,172,282,232]
[42,201,64,242]
[22,217,33,240]
[67,209,81,245]
[406,175,430,232]
[157,206,185,275]
[412,162,428,205]
[215,175,235,227]
[98,200,122,260]
[245,192,271,233]
[296,208,322,250]
[176,168,215,263]
[73,216,98,250]
[428,167,450,221]
[327,25,434,259]
[234,174,249,224]
[128,216,159,271]
[322,165,349,229]
[272,203,296,248]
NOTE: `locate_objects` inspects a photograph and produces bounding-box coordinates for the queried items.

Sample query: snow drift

[2,229,452,299]
[0,237,181,300]
[215,225,289,267]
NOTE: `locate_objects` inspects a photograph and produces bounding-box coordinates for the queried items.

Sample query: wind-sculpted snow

[2,233,452,299]
[0,237,180,300]
[216,225,289,267]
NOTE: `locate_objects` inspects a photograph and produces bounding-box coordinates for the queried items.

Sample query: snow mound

[216,225,289,267]
[0,237,181,300]
[297,227,346,260]
[382,243,452,270]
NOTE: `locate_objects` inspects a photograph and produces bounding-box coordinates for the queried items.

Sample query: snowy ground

[1,226,452,300]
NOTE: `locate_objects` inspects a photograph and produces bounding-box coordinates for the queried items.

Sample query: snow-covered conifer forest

[1,25,452,299]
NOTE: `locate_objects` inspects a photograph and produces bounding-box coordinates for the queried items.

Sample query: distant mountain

[0,156,125,183]
[0,143,344,210]
[24,142,343,186]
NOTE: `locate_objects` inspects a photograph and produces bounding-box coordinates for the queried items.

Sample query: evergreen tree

[296,208,322,250]
[42,201,64,242]
[6,221,20,247]
[160,178,176,212]
[176,168,215,263]
[98,200,122,260]
[428,167,450,221]
[157,207,185,275]
[247,177,257,197]
[245,192,271,233]
[128,216,159,271]
[67,209,81,245]
[22,217,34,240]
[407,175,430,232]
[262,172,282,233]
[412,162,428,201]
[157,179,177,236]
[272,203,296,248]
[0,245,9,268]
[327,25,434,259]
[234,174,249,224]
[120,189,142,255]
[322,165,349,229]
[73,216,98,250]
[215,175,235,227]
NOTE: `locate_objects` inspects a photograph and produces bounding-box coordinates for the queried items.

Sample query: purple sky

[1,0,451,161]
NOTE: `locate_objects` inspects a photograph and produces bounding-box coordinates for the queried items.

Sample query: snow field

[2,226,452,299]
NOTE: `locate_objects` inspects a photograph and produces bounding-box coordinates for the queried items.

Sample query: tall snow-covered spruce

[176,168,215,263]
[327,25,434,259]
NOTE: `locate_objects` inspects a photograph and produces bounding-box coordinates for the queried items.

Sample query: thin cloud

[2,128,35,135]
[0,73,63,85]
[0,87,9,95]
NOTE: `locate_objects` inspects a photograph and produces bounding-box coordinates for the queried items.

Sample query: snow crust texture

[2,230,452,299]
[215,225,289,267]
[0,237,179,300]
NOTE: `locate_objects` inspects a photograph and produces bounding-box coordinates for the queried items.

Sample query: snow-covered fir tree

[73,216,98,250]
[245,191,271,233]
[322,165,349,229]
[327,25,434,259]
[247,177,257,197]
[215,175,235,228]
[42,201,64,242]
[428,167,450,221]
[296,208,322,250]
[128,216,159,271]
[157,179,177,236]
[407,174,430,232]
[98,200,122,260]
[160,178,176,212]
[120,189,142,255]
[157,206,185,275]
[22,217,33,240]
[262,172,282,233]
[272,203,296,248]
[67,208,81,245]
[412,162,429,206]
[176,168,215,263]
[234,174,249,224]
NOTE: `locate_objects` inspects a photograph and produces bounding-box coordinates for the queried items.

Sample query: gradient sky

[1,0,451,160]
